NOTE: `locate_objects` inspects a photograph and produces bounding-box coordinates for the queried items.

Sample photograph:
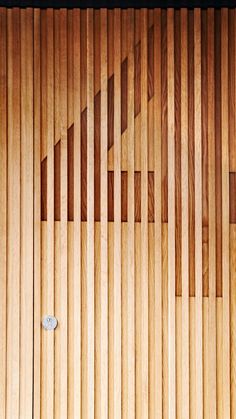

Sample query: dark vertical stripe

[201,10,209,297]
[215,9,222,297]
[161,10,168,223]
[54,140,61,221]
[174,9,181,297]
[68,125,74,221]
[188,10,195,297]
[41,157,47,221]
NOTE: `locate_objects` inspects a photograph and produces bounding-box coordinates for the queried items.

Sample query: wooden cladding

[1,6,236,419]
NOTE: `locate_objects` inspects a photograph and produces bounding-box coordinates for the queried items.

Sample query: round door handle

[42,315,58,331]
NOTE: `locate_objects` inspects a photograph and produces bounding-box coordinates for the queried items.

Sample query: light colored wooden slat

[216,298,223,419]
[189,298,196,419]
[59,9,68,418]
[6,8,20,418]
[207,9,216,419]
[54,11,60,419]
[203,298,209,419]
[180,9,189,419]
[153,8,162,419]
[162,223,168,419]
[100,8,108,419]
[0,8,7,419]
[140,8,149,418]
[33,8,41,419]
[230,225,236,417]
[176,296,182,419]
[221,8,231,417]
[167,9,176,419]
[112,8,121,419]
[20,8,34,418]
[194,8,203,419]
[45,8,55,418]
[86,9,95,419]
[126,8,135,419]
[73,8,81,418]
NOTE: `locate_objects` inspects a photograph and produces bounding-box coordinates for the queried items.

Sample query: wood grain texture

[20,8,34,418]
[6,8,21,418]
[180,9,189,419]
[0,8,235,419]
[207,10,217,419]
[194,8,203,419]
[0,8,7,419]
[167,9,176,419]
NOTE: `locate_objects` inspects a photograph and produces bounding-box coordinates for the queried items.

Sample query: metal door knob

[42,315,58,331]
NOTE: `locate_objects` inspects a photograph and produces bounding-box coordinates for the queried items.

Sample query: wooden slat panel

[6,8,21,418]
[167,9,176,418]
[0,7,235,418]
[0,8,7,419]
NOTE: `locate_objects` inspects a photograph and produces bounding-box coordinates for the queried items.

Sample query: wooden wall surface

[0,6,236,418]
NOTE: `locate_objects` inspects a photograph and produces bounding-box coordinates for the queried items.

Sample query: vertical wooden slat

[45,8,55,418]
[126,8,135,419]
[140,8,149,418]
[112,8,121,419]
[6,8,20,418]
[207,9,216,419]
[230,224,236,417]
[73,8,81,418]
[194,8,203,419]
[59,8,68,418]
[167,9,175,419]
[181,9,189,419]
[86,9,94,419]
[221,8,231,417]
[0,8,7,419]
[100,8,108,419]
[33,8,41,419]
[20,8,34,418]
[153,8,162,419]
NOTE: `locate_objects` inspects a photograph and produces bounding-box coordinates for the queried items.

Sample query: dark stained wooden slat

[68,124,74,221]
[54,140,61,221]
[230,172,236,224]
[148,24,154,101]
[94,91,101,222]
[174,9,181,297]
[134,171,141,222]
[81,108,87,222]
[215,9,222,297]
[41,157,47,221]
[161,10,168,223]
[148,171,154,223]
[229,10,236,172]
[188,9,195,297]
[201,9,208,229]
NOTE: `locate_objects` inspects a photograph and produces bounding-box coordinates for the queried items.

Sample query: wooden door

[0,7,236,419]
